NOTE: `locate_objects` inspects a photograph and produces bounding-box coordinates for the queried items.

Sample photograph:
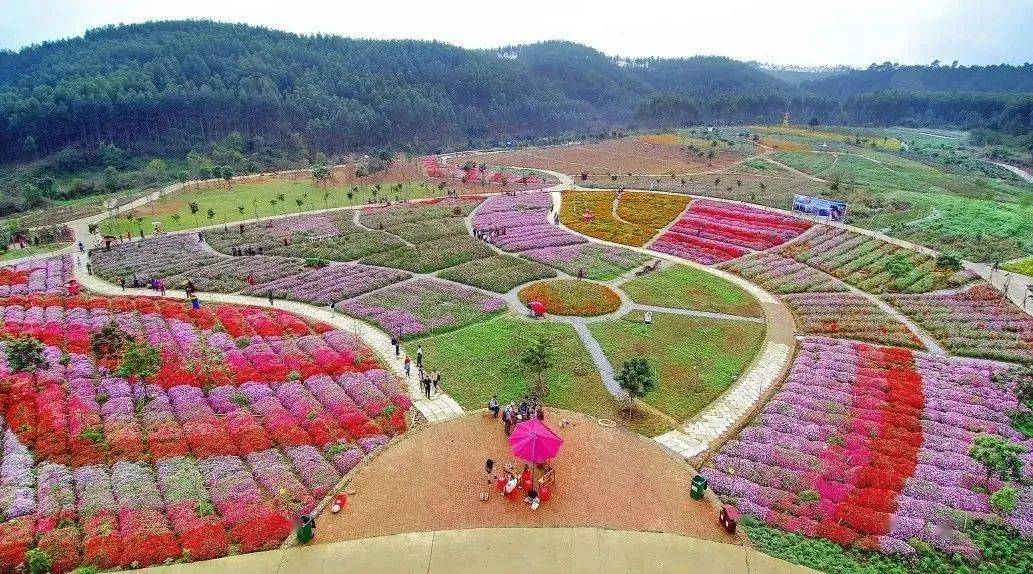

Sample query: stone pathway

[134,527,818,574]
[71,253,464,423]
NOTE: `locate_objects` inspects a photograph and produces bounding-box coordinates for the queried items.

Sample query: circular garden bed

[518,279,622,317]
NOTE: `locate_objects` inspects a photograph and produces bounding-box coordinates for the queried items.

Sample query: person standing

[502,406,513,436]
[158,279,166,297]
[422,373,432,399]
[391,336,400,357]
[77,241,85,253]
[268,290,274,306]
[416,345,424,368]
[488,395,500,418]
[86,263,93,276]
[119,277,126,291]
[403,356,411,378]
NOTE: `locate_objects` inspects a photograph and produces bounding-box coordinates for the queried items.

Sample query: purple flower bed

[522,243,648,281]
[248,263,411,305]
[339,278,506,338]
[703,336,1030,556]
[471,192,585,252]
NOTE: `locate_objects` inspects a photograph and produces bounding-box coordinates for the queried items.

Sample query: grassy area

[771,149,1033,261]
[588,310,765,422]
[0,243,69,261]
[1003,256,1033,276]
[407,316,672,436]
[102,179,445,235]
[619,264,762,317]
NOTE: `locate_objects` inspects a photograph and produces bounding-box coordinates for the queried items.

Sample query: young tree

[6,336,48,380]
[615,357,657,417]
[206,208,216,224]
[118,340,161,383]
[237,205,246,217]
[188,201,200,226]
[91,322,128,361]
[519,336,554,397]
[970,434,1025,482]
[312,164,331,188]
[221,166,235,188]
[808,117,820,128]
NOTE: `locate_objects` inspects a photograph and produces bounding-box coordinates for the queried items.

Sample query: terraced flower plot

[887,285,1033,364]
[560,190,688,246]
[703,337,1028,556]
[0,295,407,571]
[0,255,73,296]
[719,252,848,294]
[650,199,811,265]
[338,278,506,339]
[521,243,649,281]
[782,292,923,349]
[206,213,404,262]
[436,255,556,293]
[779,226,977,294]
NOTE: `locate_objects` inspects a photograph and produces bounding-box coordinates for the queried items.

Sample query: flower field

[472,193,586,252]
[0,295,408,571]
[521,243,648,281]
[246,263,411,304]
[206,213,405,262]
[517,279,622,317]
[338,278,506,339]
[778,227,977,294]
[0,256,72,296]
[421,157,553,189]
[719,252,849,293]
[558,191,688,247]
[703,337,1030,558]
[783,292,924,349]
[887,285,1033,364]
[436,255,556,293]
[358,234,493,274]
[649,200,810,265]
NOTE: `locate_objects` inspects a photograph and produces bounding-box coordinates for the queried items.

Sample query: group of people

[118,274,168,296]
[484,460,544,510]
[230,245,264,256]
[474,226,507,243]
[488,394,544,435]
[393,342,443,400]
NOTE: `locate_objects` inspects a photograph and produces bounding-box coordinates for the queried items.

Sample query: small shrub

[25,548,52,574]
[990,486,1017,513]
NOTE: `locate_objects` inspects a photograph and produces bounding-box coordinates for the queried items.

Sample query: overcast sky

[1,0,1031,66]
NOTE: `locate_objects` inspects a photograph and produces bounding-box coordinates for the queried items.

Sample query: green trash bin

[296,515,316,544]
[690,475,708,500]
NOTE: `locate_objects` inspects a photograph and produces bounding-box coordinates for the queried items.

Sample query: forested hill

[1,20,1032,168]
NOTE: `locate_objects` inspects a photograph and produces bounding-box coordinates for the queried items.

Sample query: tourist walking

[77,241,84,253]
[431,370,441,394]
[391,336,400,357]
[157,279,166,297]
[86,263,93,276]
[416,345,424,368]
[403,356,411,377]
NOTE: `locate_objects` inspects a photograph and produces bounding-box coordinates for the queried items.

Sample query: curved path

[136,527,816,574]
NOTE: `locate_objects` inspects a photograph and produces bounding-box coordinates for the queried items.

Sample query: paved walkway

[136,527,817,574]
[71,253,465,423]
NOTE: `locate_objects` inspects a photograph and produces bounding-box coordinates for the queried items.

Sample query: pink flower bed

[0,255,73,296]
[650,200,810,265]
[0,295,408,571]
[422,157,552,188]
[703,337,1030,558]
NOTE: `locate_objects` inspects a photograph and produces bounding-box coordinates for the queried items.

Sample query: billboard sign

[792,194,847,222]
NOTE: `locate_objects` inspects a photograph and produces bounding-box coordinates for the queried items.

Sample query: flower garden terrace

[0,175,1030,574]
[0,292,409,571]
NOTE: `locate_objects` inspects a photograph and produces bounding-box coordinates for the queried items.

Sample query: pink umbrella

[508,419,563,464]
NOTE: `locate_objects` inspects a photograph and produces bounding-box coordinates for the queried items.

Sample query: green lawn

[102,179,445,235]
[588,310,765,422]
[406,315,673,436]
[0,243,69,261]
[619,264,762,317]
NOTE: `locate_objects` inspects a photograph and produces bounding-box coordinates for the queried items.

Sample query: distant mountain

[0,20,1031,171]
